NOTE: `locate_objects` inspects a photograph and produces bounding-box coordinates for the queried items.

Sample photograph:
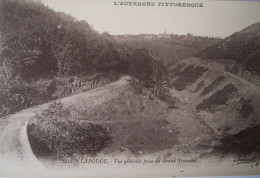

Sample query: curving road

[0,76,130,176]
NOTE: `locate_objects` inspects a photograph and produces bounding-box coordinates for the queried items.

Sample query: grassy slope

[29,54,260,159]
[26,76,182,160]
[2,56,259,164]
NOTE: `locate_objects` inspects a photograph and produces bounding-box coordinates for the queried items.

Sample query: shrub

[200,76,225,96]
[216,125,260,154]
[27,102,112,158]
[194,81,205,93]
[171,65,208,91]
[196,83,238,112]
[237,98,254,120]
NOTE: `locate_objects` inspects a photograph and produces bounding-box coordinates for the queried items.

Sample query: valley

[0,0,259,176]
[1,57,259,167]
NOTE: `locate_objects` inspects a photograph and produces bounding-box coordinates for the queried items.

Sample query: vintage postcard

[0,0,260,177]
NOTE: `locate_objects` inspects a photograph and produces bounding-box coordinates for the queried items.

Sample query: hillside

[197,21,260,75]
[0,0,260,172]
[0,76,175,161]
[168,57,260,155]
[0,0,122,116]
[0,0,167,117]
[0,77,133,166]
[1,58,259,167]
[0,0,126,78]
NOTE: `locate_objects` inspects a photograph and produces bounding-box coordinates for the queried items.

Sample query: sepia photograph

[0,0,260,177]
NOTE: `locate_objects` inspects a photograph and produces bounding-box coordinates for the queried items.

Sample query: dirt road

[0,76,131,174]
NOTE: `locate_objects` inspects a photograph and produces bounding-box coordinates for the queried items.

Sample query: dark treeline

[0,0,168,117]
[0,0,127,79]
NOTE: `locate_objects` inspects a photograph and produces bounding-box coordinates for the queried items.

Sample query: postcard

[0,0,259,177]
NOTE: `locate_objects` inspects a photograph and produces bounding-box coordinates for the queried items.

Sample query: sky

[41,0,260,38]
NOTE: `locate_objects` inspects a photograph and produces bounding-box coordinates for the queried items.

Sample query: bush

[196,83,238,113]
[216,125,260,154]
[194,81,205,93]
[200,76,225,96]
[237,98,254,120]
[27,102,112,158]
[0,83,38,117]
[171,65,208,91]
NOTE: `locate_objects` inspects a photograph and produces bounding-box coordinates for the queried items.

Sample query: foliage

[0,0,124,79]
[194,80,205,93]
[0,0,171,117]
[0,82,37,116]
[199,76,225,96]
[237,98,254,120]
[27,102,112,157]
[0,73,110,117]
[196,83,238,113]
[216,125,260,154]
[129,48,169,97]
[170,65,208,91]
